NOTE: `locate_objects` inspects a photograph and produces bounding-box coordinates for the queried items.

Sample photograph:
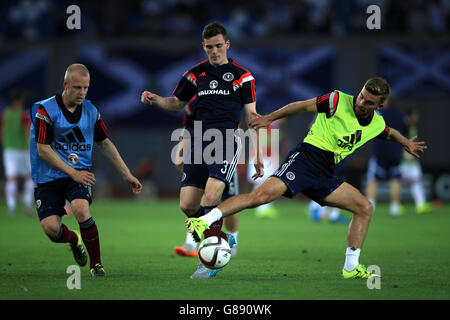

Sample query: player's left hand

[252,158,264,180]
[404,136,427,159]
[126,175,143,194]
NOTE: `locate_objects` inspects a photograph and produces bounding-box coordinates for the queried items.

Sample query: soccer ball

[198,236,231,269]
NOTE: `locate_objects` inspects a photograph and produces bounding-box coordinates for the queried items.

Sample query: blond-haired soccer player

[187,77,427,279]
[30,64,142,277]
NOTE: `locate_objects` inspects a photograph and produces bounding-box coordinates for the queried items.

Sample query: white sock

[390,201,399,216]
[368,198,376,212]
[329,208,340,221]
[185,231,197,248]
[23,178,35,209]
[229,231,238,244]
[344,247,361,271]
[200,208,223,226]
[411,182,425,207]
[6,180,18,212]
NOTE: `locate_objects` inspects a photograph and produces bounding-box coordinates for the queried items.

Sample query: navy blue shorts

[366,156,401,181]
[181,133,242,192]
[34,177,92,221]
[221,171,239,201]
[271,147,344,205]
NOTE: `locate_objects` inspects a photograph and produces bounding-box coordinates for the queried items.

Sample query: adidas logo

[199,72,206,77]
[54,126,92,152]
[337,130,362,151]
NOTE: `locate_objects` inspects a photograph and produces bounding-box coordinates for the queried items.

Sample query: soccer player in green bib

[186,77,427,279]
[1,90,34,215]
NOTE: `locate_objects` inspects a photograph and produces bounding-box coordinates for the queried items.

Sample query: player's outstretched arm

[387,128,427,159]
[37,143,96,186]
[249,98,317,130]
[96,138,143,194]
[140,91,187,113]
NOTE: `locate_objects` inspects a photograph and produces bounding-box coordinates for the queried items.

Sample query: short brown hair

[364,77,390,104]
[202,22,227,40]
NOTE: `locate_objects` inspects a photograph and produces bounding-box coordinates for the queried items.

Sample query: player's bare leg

[179,186,204,217]
[224,215,238,233]
[365,179,378,211]
[389,178,403,217]
[224,214,239,255]
[323,182,373,249]
[322,182,378,278]
[187,177,287,246]
[5,176,19,215]
[202,177,226,207]
[40,215,63,240]
[176,186,204,256]
[71,199,91,222]
[218,177,287,218]
[202,177,227,240]
[188,177,286,236]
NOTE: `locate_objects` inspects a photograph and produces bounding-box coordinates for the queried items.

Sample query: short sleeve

[173,71,198,103]
[94,113,110,141]
[316,91,339,118]
[239,74,256,105]
[34,105,53,144]
[375,125,390,140]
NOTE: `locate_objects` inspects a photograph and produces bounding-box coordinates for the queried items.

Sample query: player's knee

[202,191,221,207]
[71,203,90,221]
[41,222,60,240]
[359,200,374,219]
[179,203,197,217]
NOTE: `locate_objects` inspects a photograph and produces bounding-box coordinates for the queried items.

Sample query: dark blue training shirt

[173,58,256,131]
[371,106,408,167]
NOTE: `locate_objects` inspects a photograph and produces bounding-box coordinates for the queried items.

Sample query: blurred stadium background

[1,0,449,204]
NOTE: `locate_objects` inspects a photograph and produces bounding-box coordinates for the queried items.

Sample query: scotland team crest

[223,72,234,81]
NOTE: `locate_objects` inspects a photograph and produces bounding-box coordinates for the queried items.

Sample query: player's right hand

[72,170,96,187]
[249,113,272,129]
[125,174,143,195]
[141,91,155,105]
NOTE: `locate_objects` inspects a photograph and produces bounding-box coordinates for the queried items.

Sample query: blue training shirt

[30,95,106,184]
[371,106,408,167]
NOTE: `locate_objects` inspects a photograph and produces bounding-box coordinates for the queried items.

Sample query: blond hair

[364,77,390,104]
[64,63,89,83]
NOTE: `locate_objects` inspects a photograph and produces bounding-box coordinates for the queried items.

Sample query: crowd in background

[1,0,449,43]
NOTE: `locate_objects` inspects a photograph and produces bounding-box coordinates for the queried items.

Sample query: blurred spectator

[1,89,34,216]
[4,0,53,42]
[0,0,449,42]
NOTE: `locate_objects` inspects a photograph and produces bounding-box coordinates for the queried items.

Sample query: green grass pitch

[1,199,449,300]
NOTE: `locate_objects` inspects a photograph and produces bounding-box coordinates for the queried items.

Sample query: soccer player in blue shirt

[30,64,142,277]
[141,23,263,278]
